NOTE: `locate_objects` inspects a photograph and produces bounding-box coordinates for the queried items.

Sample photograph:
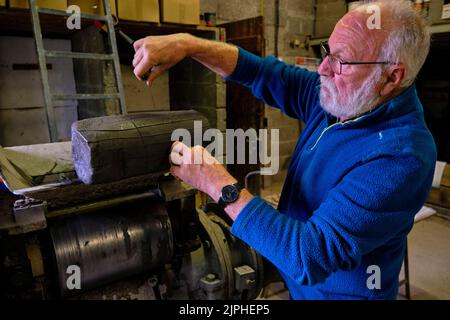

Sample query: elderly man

[133,0,436,299]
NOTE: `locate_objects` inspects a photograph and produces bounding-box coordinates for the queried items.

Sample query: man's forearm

[183,34,239,78]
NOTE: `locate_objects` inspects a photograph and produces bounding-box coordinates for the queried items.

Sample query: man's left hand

[169,141,237,203]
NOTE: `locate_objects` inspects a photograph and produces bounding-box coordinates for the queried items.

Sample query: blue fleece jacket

[226,48,437,300]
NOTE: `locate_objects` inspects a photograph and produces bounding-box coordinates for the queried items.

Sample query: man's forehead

[329,11,382,59]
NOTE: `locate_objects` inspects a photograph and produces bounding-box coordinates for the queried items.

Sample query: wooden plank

[441,164,450,188]
[0,7,219,38]
[427,186,450,209]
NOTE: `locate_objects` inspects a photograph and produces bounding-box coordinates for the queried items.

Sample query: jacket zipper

[310,115,367,150]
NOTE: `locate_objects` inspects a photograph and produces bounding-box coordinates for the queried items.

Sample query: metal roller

[50,196,173,297]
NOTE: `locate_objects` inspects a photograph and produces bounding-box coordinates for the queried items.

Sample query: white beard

[319,68,383,119]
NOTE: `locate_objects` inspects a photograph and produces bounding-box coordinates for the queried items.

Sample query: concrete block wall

[314,0,347,38]
[169,30,226,133]
[200,0,315,190]
[0,32,171,147]
[0,36,78,147]
[121,66,170,113]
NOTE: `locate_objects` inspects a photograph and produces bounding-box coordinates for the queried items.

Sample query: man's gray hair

[357,0,430,89]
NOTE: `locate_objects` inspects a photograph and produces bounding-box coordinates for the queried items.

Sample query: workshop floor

[260,184,450,300]
[399,214,450,300]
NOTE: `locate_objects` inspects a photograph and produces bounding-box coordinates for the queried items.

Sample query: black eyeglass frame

[320,41,398,75]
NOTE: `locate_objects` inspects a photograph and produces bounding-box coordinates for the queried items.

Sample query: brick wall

[0,36,78,146]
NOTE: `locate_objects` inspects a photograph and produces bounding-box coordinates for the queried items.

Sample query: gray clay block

[72,110,210,184]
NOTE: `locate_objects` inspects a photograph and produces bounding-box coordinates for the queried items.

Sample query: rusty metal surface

[0,177,195,234]
[17,171,164,210]
[0,196,47,235]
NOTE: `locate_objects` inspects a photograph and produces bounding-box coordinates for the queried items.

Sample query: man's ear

[380,63,406,97]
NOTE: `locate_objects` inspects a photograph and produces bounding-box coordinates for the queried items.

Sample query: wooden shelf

[117,20,220,39]
[308,36,328,47]
[429,21,450,35]
[0,7,220,39]
[0,7,79,38]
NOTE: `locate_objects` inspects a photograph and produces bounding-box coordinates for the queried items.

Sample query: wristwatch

[218,183,243,209]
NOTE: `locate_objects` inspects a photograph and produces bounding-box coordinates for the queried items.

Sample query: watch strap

[218,183,243,209]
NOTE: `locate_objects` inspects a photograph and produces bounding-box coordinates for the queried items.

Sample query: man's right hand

[133,32,239,87]
[132,33,193,87]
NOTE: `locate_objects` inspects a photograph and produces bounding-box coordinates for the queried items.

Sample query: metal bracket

[199,273,224,300]
[234,265,256,292]
[9,198,47,235]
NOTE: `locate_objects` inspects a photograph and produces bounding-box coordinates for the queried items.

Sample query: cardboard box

[117,0,159,23]
[10,0,68,10]
[428,0,444,23]
[160,0,200,25]
[39,0,68,10]
[9,0,28,9]
[443,3,450,19]
[98,0,117,16]
[67,0,117,15]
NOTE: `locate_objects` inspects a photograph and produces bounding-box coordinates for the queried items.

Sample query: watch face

[222,185,240,203]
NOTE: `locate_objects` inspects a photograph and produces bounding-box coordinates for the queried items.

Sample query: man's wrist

[226,190,254,221]
[182,33,205,57]
[208,177,238,203]
[206,177,253,221]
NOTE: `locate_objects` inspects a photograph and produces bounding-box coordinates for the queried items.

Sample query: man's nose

[318,57,333,77]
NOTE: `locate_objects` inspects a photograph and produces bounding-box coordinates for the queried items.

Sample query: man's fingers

[171,141,190,155]
[133,38,145,51]
[169,151,183,166]
[133,50,143,68]
[145,65,165,87]
[134,56,155,81]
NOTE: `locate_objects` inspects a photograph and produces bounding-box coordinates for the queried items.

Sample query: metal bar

[429,23,450,35]
[46,191,157,219]
[103,0,127,115]
[404,240,411,300]
[29,0,58,142]
[45,50,114,60]
[52,93,120,101]
[38,7,108,22]
[309,37,329,47]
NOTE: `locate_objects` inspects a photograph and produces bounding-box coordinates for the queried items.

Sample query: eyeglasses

[320,41,398,75]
